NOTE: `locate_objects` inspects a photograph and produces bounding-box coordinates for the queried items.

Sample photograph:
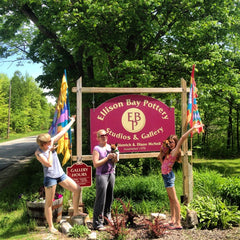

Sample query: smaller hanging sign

[67,163,92,187]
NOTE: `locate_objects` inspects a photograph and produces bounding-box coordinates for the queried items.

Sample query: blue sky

[0,56,43,79]
[0,57,56,104]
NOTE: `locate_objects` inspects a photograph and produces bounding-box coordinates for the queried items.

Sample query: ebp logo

[90,95,175,153]
[121,108,146,133]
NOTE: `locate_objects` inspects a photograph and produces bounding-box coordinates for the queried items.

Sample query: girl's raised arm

[171,123,204,157]
[52,115,76,143]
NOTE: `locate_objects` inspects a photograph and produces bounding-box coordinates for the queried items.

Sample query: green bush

[219,177,240,209]
[189,196,240,229]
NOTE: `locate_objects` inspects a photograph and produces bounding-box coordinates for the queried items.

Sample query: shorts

[162,171,175,188]
[44,173,68,187]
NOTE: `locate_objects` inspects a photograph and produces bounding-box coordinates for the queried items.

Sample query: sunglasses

[100,133,108,137]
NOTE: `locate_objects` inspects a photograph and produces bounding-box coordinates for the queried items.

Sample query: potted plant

[19,187,63,225]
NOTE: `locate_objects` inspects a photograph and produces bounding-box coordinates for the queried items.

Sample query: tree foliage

[1,0,240,156]
[0,73,52,137]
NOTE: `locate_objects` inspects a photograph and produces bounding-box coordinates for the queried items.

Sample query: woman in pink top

[158,123,204,230]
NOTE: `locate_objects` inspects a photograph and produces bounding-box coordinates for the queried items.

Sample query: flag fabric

[187,65,204,136]
[48,70,72,166]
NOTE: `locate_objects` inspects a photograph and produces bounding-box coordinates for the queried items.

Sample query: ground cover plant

[68,224,91,238]
[189,196,240,229]
[220,177,240,209]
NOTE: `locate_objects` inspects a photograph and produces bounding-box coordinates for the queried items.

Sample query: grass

[1,157,240,239]
[193,158,240,177]
[0,130,47,143]
[0,210,36,239]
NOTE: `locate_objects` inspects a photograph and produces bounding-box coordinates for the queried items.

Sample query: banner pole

[191,137,193,165]
[76,76,83,206]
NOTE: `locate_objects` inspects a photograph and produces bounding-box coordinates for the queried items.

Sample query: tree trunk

[227,102,233,150]
[237,105,240,153]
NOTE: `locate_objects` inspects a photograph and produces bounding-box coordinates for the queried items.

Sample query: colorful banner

[48,70,72,166]
[90,94,175,153]
[187,65,204,136]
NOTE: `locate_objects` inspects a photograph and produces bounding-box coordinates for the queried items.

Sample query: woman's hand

[107,153,115,160]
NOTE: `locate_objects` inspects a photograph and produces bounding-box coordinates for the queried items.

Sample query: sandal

[48,227,59,234]
[168,225,183,230]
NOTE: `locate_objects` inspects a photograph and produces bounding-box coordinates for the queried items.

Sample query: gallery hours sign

[67,163,92,187]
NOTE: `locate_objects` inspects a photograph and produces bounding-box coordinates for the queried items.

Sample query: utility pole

[7,80,11,139]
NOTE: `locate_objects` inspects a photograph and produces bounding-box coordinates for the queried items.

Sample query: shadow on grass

[0,159,42,238]
[193,159,240,177]
[0,210,36,239]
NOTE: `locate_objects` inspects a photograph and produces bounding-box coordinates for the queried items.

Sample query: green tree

[0,75,8,137]
[0,72,52,134]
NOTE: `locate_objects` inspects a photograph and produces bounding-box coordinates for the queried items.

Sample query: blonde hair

[97,129,106,138]
[36,133,51,147]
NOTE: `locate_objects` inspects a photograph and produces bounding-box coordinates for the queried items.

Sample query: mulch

[85,215,240,240]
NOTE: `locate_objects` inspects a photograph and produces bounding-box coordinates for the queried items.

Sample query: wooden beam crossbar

[72,151,192,161]
[72,87,190,94]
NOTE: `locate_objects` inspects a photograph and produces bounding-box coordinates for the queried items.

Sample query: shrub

[189,196,240,229]
[105,206,130,240]
[219,177,240,209]
[143,217,167,238]
[116,198,138,227]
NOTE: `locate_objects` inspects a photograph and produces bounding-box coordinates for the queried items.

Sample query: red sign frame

[90,94,175,153]
[67,163,92,187]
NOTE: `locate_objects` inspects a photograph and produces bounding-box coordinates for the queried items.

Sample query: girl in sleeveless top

[158,123,204,230]
[35,115,82,234]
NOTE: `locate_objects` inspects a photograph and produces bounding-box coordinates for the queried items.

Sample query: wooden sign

[90,94,175,153]
[67,163,92,187]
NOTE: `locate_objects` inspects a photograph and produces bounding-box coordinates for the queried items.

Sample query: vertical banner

[90,95,175,153]
[48,71,72,166]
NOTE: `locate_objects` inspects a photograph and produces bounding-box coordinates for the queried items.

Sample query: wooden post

[76,77,83,204]
[181,78,193,204]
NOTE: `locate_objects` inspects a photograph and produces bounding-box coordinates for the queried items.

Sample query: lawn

[0,130,47,143]
[193,158,240,176]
